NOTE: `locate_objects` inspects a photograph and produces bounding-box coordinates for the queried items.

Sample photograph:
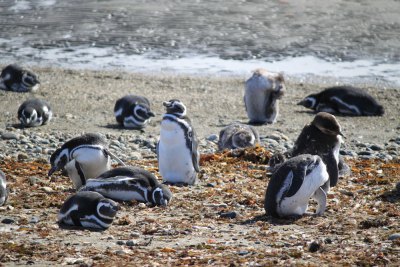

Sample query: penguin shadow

[99,123,146,133]
[240,214,303,225]
[58,222,106,232]
[9,123,27,129]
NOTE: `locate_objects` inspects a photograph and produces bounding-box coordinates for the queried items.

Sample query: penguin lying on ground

[0,170,7,207]
[265,154,329,218]
[218,122,260,151]
[244,68,286,124]
[114,95,155,129]
[157,99,200,185]
[298,85,384,116]
[0,64,40,92]
[18,98,52,127]
[79,166,172,206]
[269,112,349,192]
[48,133,125,190]
[58,191,118,230]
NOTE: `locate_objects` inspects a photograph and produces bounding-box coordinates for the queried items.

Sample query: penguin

[218,122,260,151]
[244,68,286,124]
[79,166,172,206]
[265,154,329,218]
[114,95,155,129]
[17,98,52,127]
[58,191,118,230]
[0,64,40,92]
[157,99,200,185]
[297,85,384,116]
[48,133,125,190]
[0,170,7,207]
[269,112,346,192]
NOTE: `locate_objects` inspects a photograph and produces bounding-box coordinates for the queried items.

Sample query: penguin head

[163,99,186,117]
[133,103,155,120]
[96,198,119,220]
[302,154,325,176]
[48,148,69,176]
[272,73,286,98]
[232,130,255,149]
[312,112,344,136]
[151,184,172,206]
[20,107,37,127]
[21,70,40,88]
[298,95,318,109]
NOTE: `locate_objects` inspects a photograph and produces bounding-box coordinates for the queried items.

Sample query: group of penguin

[0,64,385,229]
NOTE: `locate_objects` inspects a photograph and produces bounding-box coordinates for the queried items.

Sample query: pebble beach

[0,66,399,265]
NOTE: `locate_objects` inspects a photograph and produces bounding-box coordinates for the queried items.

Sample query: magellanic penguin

[79,166,172,206]
[244,68,286,124]
[0,170,7,207]
[0,64,40,92]
[114,95,155,129]
[269,112,346,192]
[48,133,125,190]
[17,98,52,127]
[157,99,200,185]
[265,154,329,218]
[298,85,384,116]
[218,122,260,151]
[58,191,119,230]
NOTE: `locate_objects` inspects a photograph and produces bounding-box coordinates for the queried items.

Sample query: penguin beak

[339,131,346,138]
[162,101,171,107]
[148,111,155,117]
[48,164,61,176]
[297,100,305,106]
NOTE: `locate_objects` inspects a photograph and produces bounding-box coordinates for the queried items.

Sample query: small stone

[206,183,216,188]
[130,232,140,238]
[308,241,321,252]
[2,218,15,224]
[388,233,400,240]
[370,144,383,151]
[126,240,137,246]
[129,152,142,160]
[358,151,372,156]
[219,211,238,219]
[138,203,146,209]
[41,187,53,193]
[396,182,400,193]
[266,134,281,141]
[238,250,249,256]
[206,134,218,142]
[116,240,125,245]
[29,177,38,185]
[1,132,18,140]
[17,153,29,161]
[30,216,40,224]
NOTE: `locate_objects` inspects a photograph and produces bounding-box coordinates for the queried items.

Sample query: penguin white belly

[72,147,111,179]
[159,121,195,184]
[245,90,269,122]
[277,164,329,217]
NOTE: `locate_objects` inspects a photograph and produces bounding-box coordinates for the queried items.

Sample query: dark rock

[206,183,216,188]
[370,144,383,151]
[126,240,137,246]
[309,241,321,252]
[116,240,125,245]
[358,151,372,156]
[388,233,400,240]
[238,250,250,256]
[1,132,18,140]
[2,218,15,224]
[219,211,238,219]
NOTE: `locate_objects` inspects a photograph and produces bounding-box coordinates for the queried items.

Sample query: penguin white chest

[159,120,195,184]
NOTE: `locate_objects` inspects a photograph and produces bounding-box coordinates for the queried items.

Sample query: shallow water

[1,0,400,85]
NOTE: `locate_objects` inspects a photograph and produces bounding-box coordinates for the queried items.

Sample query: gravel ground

[0,66,399,266]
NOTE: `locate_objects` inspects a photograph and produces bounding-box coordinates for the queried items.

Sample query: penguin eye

[188,131,193,138]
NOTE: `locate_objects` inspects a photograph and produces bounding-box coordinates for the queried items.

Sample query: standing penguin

[17,98,52,127]
[114,95,155,129]
[58,191,119,230]
[48,133,125,190]
[265,154,329,218]
[0,170,7,207]
[79,166,172,206]
[157,99,200,185]
[297,86,384,116]
[244,68,286,124]
[218,122,260,151]
[0,64,40,92]
[269,112,346,192]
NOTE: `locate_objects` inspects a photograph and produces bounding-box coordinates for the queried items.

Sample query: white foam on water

[2,46,400,86]
[9,0,31,12]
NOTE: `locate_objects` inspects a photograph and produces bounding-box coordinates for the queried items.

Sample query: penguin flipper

[104,149,126,166]
[329,96,360,115]
[312,187,327,215]
[190,130,200,173]
[325,153,339,187]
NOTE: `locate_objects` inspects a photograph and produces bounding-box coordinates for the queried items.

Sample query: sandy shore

[0,66,399,266]
[0,66,399,148]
